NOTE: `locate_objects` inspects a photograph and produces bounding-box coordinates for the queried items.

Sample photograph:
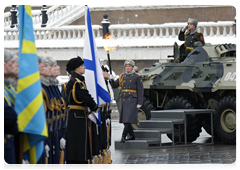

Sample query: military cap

[101,65,109,72]
[46,56,57,66]
[187,18,198,27]
[4,49,14,62]
[124,59,135,67]
[66,56,84,73]
[37,55,42,63]
[12,52,19,63]
[39,56,49,65]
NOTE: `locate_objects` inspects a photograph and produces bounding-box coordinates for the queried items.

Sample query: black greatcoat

[66,72,98,162]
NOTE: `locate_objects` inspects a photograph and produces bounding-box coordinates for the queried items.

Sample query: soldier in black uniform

[65,56,98,164]
[178,18,205,58]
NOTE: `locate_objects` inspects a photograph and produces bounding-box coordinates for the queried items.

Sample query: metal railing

[4,5,84,28]
[4,21,235,41]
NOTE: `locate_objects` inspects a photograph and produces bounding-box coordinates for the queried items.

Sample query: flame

[104,33,111,40]
[104,33,117,52]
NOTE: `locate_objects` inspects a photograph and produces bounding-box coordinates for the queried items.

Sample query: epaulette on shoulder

[197,31,201,33]
[75,78,87,90]
[135,72,141,76]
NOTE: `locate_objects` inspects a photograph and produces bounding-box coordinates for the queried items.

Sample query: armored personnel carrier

[135,42,236,145]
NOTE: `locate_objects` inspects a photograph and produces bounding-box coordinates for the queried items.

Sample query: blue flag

[14,5,48,164]
[83,6,111,126]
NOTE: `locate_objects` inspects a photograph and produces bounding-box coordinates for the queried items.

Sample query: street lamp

[41,5,48,27]
[101,13,110,39]
[235,9,238,38]
[10,5,18,28]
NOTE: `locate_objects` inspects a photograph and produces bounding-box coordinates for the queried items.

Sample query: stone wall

[71,6,236,25]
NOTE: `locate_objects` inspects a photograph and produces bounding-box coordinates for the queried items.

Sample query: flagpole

[106,50,112,75]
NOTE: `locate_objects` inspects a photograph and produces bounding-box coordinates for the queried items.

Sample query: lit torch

[103,33,116,74]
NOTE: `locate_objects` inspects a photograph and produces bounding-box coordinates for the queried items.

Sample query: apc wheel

[131,97,153,130]
[214,96,236,144]
[164,96,202,142]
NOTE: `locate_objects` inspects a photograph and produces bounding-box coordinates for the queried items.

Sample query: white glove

[25,160,30,169]
[110,74,118,79]
[22,160,26,169]
[137,104,142,109]
[60,138,66,150]
[181,25,188,32]
[106,118,110,125]
[45,144,50,157]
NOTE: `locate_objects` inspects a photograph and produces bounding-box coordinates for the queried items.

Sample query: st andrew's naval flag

[14,5,48,164]
[83,6,111,127]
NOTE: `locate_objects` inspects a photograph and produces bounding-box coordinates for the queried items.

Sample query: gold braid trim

[119,74,126,88]
[61,97,65,110]
[72,78,86,104]
[75,78,87,89]
[42,88,54,111]
[53,97,61,111]
[63,82,67,97]
[43,100,47,112]
[54,97,58,110]
[57,99,61,111]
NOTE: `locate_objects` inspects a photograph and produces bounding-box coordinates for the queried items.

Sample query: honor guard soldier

[61,71,71,102]
[65,56,99,164]
[38,56,53,164]
[106,60,143,143]
[4,49,19,164]
[102,65,114,164]
[178,18,205,59]
[47,57,66,164]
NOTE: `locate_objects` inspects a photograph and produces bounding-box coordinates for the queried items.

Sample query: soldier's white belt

[122,89,137,93]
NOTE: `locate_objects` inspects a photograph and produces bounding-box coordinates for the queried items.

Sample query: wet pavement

[109,121,236,164]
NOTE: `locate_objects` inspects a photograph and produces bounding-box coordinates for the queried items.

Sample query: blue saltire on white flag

[83,6,111,127]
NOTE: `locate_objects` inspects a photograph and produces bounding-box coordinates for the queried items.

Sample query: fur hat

[66,56,84,74]
[187,18,198,27]
[4,49,13,62]
[124,59,135,67]
[46,56,57,66]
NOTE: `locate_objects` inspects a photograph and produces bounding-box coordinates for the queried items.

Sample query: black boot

[126,124,135,140]
[120,136,125,143]
[126,134,135,140]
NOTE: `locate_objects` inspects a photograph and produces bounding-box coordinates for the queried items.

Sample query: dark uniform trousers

[65,71,98,164]
[42,83,55,164]
[178,29,205,56]
[4,85,18,164]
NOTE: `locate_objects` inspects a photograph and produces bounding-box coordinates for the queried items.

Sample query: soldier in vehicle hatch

[104,60,143,143]
[178,18,205,56]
